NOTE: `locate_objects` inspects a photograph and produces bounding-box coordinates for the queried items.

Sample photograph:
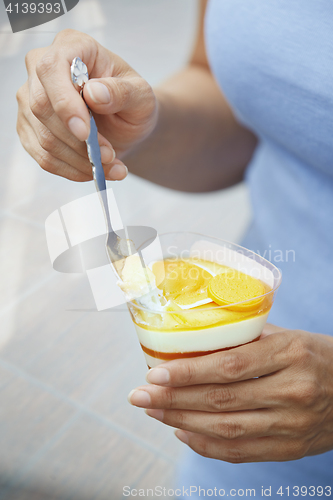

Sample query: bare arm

[122,0,258,192]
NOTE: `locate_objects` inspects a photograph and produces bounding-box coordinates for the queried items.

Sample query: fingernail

[175,429,189,445]
[146,367,170,385]
[86,81,110,104]
[145,409,164,421]
[68,117,89,141]
[100,146,115,164]
[127,389,151,407]
[106,164,128,180]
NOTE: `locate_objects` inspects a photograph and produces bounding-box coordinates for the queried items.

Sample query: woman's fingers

[19,30,157,181]
[32,31,98,140]
[145,330,292,387]
[18,113,127,181]
[128,329,333,462]
[105,161,128,181]
[18,79,125,179]
[146,408,280,440]
[28,66,116,159]
[83,76,156,122]
[28,78,88,155]
[33,31,154,139]
[129,377,280,412]
[174,431,305,463]
[30,115,115,175]
[19,116,91,182]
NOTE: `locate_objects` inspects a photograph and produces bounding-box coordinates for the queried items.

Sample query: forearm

[122,64,258,192]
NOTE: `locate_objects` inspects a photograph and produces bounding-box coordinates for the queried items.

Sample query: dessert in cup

[119,232,282,368]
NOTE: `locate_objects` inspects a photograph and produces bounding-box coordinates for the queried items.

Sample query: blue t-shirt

[179,0,333,497]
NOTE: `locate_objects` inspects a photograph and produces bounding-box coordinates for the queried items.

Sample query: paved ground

[0,1,252,498]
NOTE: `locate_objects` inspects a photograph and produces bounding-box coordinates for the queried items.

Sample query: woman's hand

[128,324,333,463]
[16,29,158,181]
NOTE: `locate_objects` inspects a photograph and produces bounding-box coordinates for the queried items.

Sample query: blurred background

[0,0,251,498]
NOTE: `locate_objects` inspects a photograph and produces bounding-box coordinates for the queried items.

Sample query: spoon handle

[70,57,125,275]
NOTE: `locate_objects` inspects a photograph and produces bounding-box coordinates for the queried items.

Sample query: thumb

[83,76,143,117]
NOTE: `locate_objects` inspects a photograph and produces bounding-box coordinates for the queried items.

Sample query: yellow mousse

[131,258,272,331]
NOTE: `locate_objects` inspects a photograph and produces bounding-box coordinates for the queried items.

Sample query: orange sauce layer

[141,335,260,361]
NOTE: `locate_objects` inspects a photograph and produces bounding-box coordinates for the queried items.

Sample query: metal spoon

[70,57,135,279]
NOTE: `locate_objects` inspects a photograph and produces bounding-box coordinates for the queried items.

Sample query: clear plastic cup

[127,232,282,368]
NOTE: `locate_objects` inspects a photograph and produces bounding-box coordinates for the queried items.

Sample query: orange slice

[165,301,238,328]
[152,259,212,302]
[207,271,265,311]
[172,288,210,308]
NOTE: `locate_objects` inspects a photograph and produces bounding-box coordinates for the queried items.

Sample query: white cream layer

[134,311,269,355]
